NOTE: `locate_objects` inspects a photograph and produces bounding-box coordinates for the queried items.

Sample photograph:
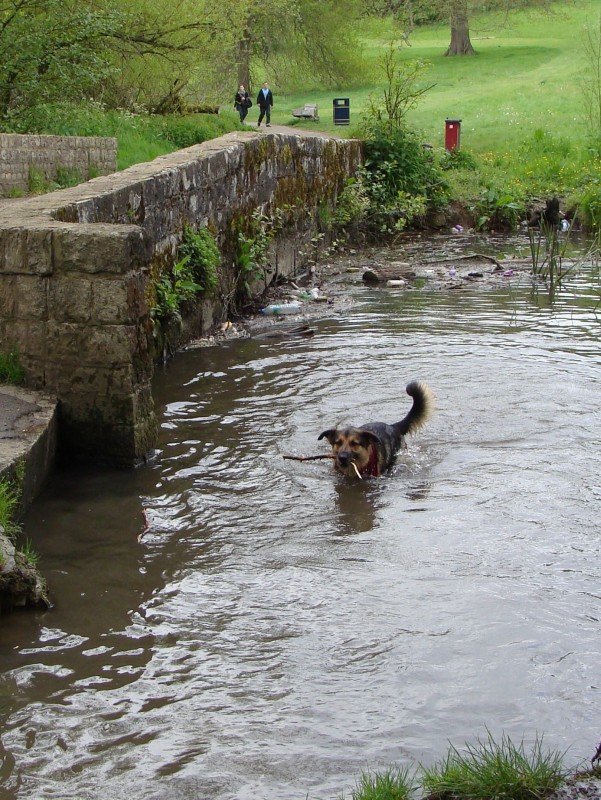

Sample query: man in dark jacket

[257,82,274,127]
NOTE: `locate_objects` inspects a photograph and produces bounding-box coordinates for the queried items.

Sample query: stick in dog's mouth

[350,462,362,480]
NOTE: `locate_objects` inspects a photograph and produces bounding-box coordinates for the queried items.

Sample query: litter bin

[445,118,462,151]
[333,98,350,126]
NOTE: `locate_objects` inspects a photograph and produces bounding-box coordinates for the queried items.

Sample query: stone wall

[0,134,117,196]
[0,130,362,465]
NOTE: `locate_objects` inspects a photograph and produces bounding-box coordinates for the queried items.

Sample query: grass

[265,0,601,216]
[0,351,25,385]
[421,732,568,800]
[346,733,570,800]
[349,766,415,800]
[0,477,20,538]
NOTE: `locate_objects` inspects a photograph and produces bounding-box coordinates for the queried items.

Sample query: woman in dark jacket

[234,85,251,123]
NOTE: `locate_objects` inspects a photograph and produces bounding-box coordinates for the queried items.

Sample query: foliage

[355,124,447,232]
[527,222,574,292]
[474,186,523,231]
[0,352,25,385]
[0,479,20,539]
[578,180,601,234]
[177,226,221,297]
[235,206,292,297]
[333,177,371,228]
[20,538,41,569]
[421,732,567,800]
[439,148,478,172]
[350,766,415,800]
[0,0,127,117]
[363,39,434,134]
[151,255,203,326]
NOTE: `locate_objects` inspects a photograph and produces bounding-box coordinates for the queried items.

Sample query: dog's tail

[395,381,434,436]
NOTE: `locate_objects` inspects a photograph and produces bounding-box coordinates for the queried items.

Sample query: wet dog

[318,381,434,478]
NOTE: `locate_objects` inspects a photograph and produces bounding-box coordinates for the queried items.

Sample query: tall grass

[421,732,568,800]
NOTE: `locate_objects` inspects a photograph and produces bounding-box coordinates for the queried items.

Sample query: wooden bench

[291,103,319,121]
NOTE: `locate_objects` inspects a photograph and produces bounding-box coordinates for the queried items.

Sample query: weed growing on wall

[178,226,221,298]
[152,255,202,326]
[151,226,221,325]
[234,206,294,300]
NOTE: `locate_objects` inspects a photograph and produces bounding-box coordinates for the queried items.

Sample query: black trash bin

[333,98,350,126]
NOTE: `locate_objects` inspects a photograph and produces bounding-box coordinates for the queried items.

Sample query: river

[1,233,600,799]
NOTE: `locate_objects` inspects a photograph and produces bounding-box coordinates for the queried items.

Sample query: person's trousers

[258,105,271,125]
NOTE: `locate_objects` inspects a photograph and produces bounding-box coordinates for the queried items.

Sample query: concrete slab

[0,384,57,511]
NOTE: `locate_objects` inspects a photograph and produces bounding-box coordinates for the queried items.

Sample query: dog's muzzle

[336,451,354,469]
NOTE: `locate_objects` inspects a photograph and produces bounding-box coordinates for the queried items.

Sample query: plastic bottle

[261,302,301,315]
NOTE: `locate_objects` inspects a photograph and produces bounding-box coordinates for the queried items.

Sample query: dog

[318,381,434,478]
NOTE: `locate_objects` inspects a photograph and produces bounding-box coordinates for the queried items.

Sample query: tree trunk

[445,0,476,56]
[237,33,251,90]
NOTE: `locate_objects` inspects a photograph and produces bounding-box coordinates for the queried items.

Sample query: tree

[445,0,476,56]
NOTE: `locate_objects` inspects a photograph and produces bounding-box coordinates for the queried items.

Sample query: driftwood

[423,252,504,269]
[283,453,333,462]
[362,264,416,284]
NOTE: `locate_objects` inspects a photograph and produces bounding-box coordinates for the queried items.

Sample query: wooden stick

[282,453,334,462]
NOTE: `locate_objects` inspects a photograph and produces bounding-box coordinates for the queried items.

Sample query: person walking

[257,81,273,127]
[234,84,251,123]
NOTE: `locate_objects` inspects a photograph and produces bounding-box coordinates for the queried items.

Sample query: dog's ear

[358,430,382,447]
[318,428,338,444]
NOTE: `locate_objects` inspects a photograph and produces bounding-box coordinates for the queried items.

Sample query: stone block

[48,275,93,322]
[0,276,15,316]
[14,275,49,320]
[52,224,152,275]
[92,276,146,325]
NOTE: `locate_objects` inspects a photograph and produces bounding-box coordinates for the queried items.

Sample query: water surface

[2,235,600,799]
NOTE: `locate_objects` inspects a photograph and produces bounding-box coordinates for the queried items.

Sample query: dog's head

[318,427,381,478]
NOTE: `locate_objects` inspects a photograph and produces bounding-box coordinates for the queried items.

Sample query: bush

[343,123,446,233]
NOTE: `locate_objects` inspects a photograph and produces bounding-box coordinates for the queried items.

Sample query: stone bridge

[0,130,362,466]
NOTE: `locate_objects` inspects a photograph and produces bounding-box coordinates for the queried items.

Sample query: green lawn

[270,0,598,156]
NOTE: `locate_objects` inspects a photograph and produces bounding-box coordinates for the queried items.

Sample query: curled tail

[395,381,434,436]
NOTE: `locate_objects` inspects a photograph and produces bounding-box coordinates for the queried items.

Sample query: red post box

[445,118,462,151]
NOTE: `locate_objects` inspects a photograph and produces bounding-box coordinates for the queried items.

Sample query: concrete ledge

[0,385,57,511]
